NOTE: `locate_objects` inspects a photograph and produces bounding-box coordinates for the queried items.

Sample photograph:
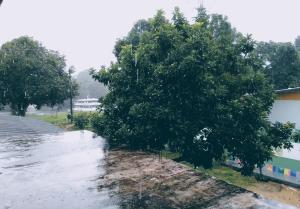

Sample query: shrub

[73,112,91,129]
[90,112,106,135]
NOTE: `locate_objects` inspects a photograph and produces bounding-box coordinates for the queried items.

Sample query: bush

[73,112,91,129]
[90,112,106,135]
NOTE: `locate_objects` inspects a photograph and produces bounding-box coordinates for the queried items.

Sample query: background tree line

[92,7,300,176]
[76,69,108,99]
[256,40,300,89]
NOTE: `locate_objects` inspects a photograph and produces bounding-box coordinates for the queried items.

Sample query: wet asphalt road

[0,113,118,209]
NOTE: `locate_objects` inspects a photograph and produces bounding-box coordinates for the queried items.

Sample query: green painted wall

[268,156,300,171]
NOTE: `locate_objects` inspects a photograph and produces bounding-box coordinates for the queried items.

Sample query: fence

[226,156,300,186]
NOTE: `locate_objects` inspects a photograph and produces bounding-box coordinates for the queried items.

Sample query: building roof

[75,98,99,102]
[276,87,300,94]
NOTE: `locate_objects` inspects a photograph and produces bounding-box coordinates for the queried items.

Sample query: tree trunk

[10,102,28,116]
[259,166,263,176]
[241,162,254,176]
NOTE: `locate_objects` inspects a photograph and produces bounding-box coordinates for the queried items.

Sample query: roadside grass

[195,165,257,188]
[29,112,94,131]
[162,150,257,188]
[161,151,181,160]
[29,112,71,129]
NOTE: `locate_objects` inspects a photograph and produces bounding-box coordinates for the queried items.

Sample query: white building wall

[269,100,300,129]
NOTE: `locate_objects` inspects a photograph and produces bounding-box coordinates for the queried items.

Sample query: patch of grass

[29,112,70,129]
[162,150,257,188]
[161,151,181,160]
[195,165,257,188]
[30,112,96,131]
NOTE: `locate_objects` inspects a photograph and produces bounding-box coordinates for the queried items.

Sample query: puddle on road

[0,131,119,209]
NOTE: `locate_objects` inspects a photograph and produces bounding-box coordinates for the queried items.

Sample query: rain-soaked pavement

[0,113,118,209]
[0,113,299,209]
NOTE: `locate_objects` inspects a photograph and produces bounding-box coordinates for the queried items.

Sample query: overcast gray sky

[1,0,299,72]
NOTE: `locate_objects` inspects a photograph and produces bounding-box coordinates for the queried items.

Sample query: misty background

[1,0,300,72]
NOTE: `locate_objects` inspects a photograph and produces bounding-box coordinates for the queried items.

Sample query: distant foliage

[92,7,295,175]
[291,129,300,143]
[256,41,300,89]
[76,69,108,99]
[295,36,300,51]
[0,36,78,116]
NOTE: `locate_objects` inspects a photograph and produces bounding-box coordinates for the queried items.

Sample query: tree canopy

[0,36,78,116]
[92,7,295,175]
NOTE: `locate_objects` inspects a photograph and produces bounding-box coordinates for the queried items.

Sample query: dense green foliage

[92,8,295,175]
[256,41,300,89]
[0,36,78,116]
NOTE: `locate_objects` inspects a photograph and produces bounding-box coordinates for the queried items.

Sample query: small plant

[73,112,91,129]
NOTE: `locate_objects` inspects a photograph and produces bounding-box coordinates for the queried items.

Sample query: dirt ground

[248,181,300,208]
[97,150,299,209]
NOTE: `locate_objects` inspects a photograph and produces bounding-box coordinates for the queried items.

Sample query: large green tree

[0,36,78,116]
[93,8,294,175]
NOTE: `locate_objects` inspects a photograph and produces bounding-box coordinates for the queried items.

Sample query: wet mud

[98,150,298,209]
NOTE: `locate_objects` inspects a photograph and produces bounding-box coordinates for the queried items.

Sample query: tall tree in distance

[194,4,209,24]
[172,6,188,32]
[256,42,300,89]
[295,36,300,51]
[0,36,78,116]
[76,68,108,99]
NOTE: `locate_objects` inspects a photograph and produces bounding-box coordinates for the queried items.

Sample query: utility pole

[68,66,74,122]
